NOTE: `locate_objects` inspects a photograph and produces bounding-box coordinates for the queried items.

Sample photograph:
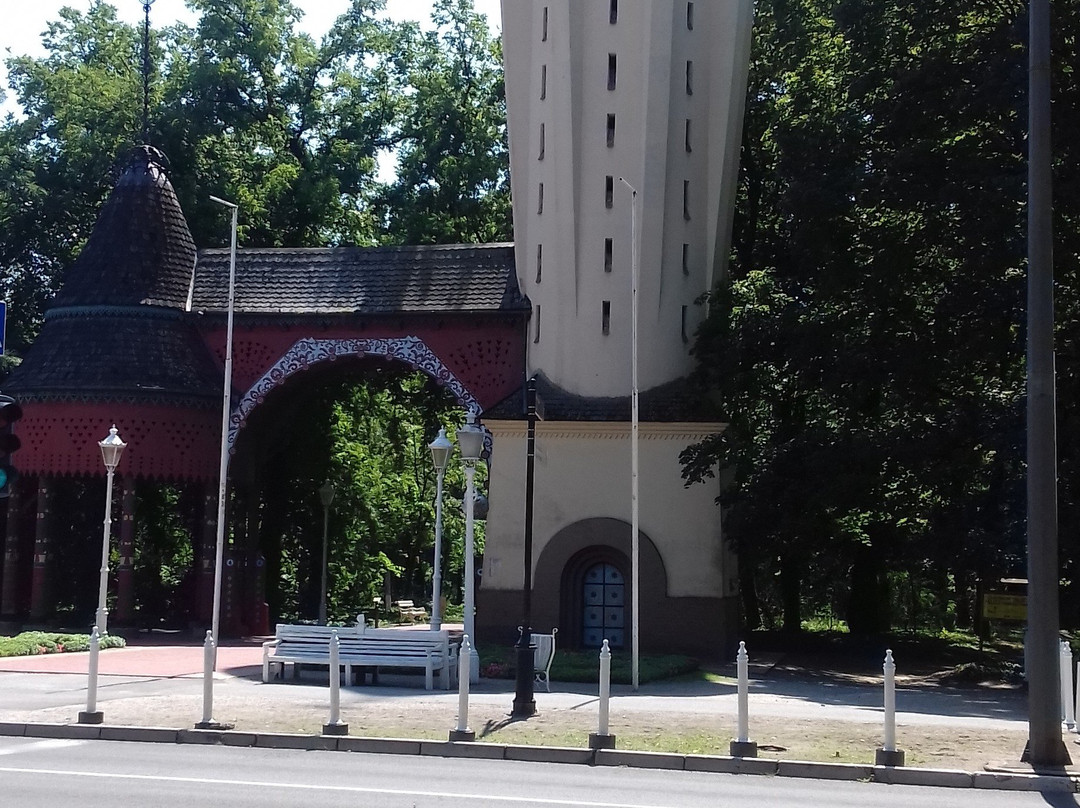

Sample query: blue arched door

[582,562,625,648]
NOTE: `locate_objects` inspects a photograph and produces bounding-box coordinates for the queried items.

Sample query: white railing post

[589,639,616,749]
[874,649,905,766]
[450,635,476,741]
[322,630,348,735]
[78,626,104,724]
[729,641,757,757]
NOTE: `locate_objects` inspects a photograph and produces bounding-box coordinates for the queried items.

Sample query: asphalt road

[0,736,1074,808]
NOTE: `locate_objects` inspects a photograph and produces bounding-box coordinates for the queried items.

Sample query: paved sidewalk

[1,639,1075,793]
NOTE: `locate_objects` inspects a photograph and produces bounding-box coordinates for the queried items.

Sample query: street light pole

[620,176,641,691]
[457,415,485,682]
[1023,0,1070,767]
[209,195,238,651]
[95,426,127,634]
[318,481,335,626]
[429,429,453,631]
[512,378,540,719]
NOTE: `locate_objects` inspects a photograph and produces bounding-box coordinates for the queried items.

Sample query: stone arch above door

[227,336,482,451]
[531,517,668,651]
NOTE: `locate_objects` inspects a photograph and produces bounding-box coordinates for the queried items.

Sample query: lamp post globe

[95,426,127,635]
[428,428,453,631]
[318,481,335,625]
[457,415,484,681]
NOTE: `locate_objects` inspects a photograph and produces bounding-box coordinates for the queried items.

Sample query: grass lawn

[479,644,698,684]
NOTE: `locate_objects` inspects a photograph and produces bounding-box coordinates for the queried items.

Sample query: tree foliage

[682,0,1076,634]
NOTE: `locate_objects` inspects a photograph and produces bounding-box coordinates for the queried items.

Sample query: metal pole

[729,641,757,758]
[589,639,616,749]
[78,627,103,724]
[95,469,115,634]
[883,650,897,752]
[512,377,538,718]
[450,635,475,741]
[210,197,238,655]
[619,177,640,692]
[1024,0,1070,767]
[463,463,479,680]
[319,502,330,625]
[321,631,348,735]
[431,465,446,631]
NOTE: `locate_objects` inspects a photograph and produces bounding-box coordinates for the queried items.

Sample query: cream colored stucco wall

[501,0,754,398]
[482,421,732,600]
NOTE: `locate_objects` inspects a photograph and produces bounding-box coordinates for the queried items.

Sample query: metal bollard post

[589,639,617,749]
[322,630,349,735]
[78,627,104,724]
[1061,640,1075,731]
[729,641,757,757]
[874,649,905,766]
[194,630,234,731]
[450,635,476,741]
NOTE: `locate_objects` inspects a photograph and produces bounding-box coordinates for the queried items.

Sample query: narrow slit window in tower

[687,2,695,30]
[605,238,614,273]
[683,180,691,220]
[607,114,616,147]
[534,305,542,343]
[609,0,618,24]
[538,182,545,215]
[541,65,548,100]
[536,244,543,284]
[542,6,549,41]
[686,61,694,95]
[602,301,612,335]
[605,175,614,208]
[685,119,692,152]
[682,243,690,275]
[539,122,546,160]
[608,54,617,90]
[681,306,689,343]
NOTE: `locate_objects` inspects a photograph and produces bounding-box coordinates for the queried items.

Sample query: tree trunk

[847,543,890,635]
[780,554,802,634]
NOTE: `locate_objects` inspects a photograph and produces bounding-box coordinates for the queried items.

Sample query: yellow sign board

[982,593,1027,622]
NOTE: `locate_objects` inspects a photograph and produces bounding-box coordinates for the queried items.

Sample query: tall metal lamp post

[428,428,453,631]
[318,481,335,625]
[457,415,485,681]
[512,378,541,719]
[208,194,238,651]
[95,426,127,634]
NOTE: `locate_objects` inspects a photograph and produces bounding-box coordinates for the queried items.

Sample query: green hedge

[0,631,126,657]
[479,646,697,684]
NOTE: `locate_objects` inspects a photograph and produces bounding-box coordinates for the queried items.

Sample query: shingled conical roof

[51,145,196,309]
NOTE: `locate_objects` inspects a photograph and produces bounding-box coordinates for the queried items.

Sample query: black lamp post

[512,377,541,719]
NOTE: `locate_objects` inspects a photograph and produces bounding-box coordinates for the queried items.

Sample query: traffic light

[0,394,23,499]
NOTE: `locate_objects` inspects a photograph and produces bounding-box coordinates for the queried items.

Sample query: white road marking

[0,765,678,807]
[0,739,84,756]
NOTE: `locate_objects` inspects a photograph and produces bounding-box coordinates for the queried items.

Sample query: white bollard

[200,630,215,725]
[1061,640,1075,730]
[322,630,348,735]
[450,635,475,741]
[874,649,905,766]
[78,626,103,724]
[589,639,616,749]
[729,641,757,757]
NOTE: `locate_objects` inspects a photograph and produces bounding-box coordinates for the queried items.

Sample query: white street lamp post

[209,194,238,652]
[318,481,335,625]
[95,426,127,634]
[428,428,453,631]
[619,176,641,691]
[457,415,485,681]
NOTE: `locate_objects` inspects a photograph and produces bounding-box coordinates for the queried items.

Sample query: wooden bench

[262,624,455,690]
[343,628,455,691]
[262,623,366,684]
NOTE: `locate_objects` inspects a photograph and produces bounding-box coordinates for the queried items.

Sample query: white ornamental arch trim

[227,336,482,452]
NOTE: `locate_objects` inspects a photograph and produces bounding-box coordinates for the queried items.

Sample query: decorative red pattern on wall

[15,402,219,481]
[202,318,525,411]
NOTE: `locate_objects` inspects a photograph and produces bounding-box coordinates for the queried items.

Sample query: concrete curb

[2,721,1078,793]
